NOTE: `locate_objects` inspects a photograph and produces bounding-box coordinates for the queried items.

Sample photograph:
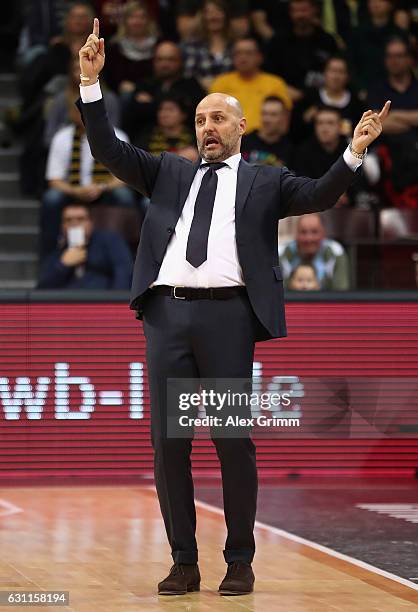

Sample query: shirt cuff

[79,80,102,103]
[343,145,363,172]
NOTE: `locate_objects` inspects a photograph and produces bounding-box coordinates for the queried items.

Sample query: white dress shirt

[46,124,129,185]
[80,81,363,287]
[154,153,244,287]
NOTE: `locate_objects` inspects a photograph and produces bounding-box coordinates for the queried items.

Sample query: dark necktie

[186,162,227,268]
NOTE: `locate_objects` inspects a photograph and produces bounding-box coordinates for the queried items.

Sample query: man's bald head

[194,93,246,162]
[297,213,324,232]
[196,93,244,119]
[296,214,326,258]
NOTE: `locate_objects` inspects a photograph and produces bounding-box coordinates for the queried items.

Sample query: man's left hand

[351,100,391,154]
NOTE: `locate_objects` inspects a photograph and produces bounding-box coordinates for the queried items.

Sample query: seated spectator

[291,104,380,206]
[287,263,321,290]
[290,107,347,178]
[319,0,352,43]
[38,202,133,289]
[265,0,339,96]
[368,37,418,207]
[94,0,178,40]
[104,0,158,94]
[250,0,290,40]
[44,56,121,147]
[348,0,406,91]
[393,1,418,40]
[291,55,363,143]
[17,0,63,67]
[122,40,205,138]
[41,102,136,258]
[93,0,129,39]
[241,96,293,166]
[134,95,198,159]
[209,37,292,132]
[17,3,94,196]
[48,1,93,54]
[251,0,350,43]
[176,0,251,41]
[20,2,94,105]
[181,0,234,90]
[279,213,350,289]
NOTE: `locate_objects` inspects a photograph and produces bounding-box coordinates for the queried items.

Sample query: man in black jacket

[290,107,347,178]
[78,18,390,597]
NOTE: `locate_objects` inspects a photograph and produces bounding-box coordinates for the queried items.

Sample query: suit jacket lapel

[235,158,259,220]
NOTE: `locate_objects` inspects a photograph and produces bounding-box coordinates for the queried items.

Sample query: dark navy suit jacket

[77,97,357,341]
[38,229,132,289]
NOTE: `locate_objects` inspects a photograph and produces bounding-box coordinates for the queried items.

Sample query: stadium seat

[90,205,143,251]
[320,208,376,243]
[379,208,418,240]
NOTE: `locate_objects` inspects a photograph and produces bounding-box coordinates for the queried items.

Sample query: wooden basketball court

[1,485,417,611]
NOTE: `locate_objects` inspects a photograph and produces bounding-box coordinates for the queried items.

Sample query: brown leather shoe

[218,561,255,595]
[158,563,200,595]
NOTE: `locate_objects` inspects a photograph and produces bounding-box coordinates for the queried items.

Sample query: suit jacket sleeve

[76,97,161,198]
[279,156,357,219]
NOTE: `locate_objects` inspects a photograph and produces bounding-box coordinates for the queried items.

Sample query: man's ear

[239,117,247,135]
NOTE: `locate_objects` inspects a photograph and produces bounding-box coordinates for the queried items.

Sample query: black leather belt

[150,285,247,300]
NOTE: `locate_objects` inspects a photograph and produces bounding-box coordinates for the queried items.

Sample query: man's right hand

[61,247,88,267]
[79,17,105,84]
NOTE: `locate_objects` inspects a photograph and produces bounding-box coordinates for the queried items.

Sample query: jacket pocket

[273,265,283,281]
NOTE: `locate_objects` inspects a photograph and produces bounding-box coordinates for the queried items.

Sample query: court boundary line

[0,499,23,517]
[3,486,417,591]
[193,496,418,592]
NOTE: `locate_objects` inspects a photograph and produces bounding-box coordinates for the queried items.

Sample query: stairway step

[0,198,38,207]
[0,225,39,251]
[0,199,39,225]
[0,172,21,197]
[0,146,21,172]
[0,279,37,289]
[0,252,38,260]
[0,253,38,281]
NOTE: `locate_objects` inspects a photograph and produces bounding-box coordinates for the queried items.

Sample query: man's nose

[204,119,216,130]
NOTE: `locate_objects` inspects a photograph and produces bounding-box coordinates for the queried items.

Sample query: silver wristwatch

[349,141,367,160]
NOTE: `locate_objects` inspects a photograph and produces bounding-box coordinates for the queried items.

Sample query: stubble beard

[198,134,239,162]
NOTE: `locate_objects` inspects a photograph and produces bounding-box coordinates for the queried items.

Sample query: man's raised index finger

[93,17,99,37]
[378,100,391,121]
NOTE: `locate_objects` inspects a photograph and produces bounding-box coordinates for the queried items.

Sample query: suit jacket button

[167,227,174,234]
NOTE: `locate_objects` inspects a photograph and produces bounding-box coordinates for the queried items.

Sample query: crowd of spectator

[279,213,350,289]
[1,0,418,290]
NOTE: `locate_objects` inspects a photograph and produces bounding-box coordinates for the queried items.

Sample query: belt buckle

[173,286,186,300]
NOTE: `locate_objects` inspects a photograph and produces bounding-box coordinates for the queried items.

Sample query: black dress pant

[142,290,259,565]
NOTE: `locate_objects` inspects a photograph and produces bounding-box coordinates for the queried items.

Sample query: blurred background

[0,0,417,291]
[1,8,418,596]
